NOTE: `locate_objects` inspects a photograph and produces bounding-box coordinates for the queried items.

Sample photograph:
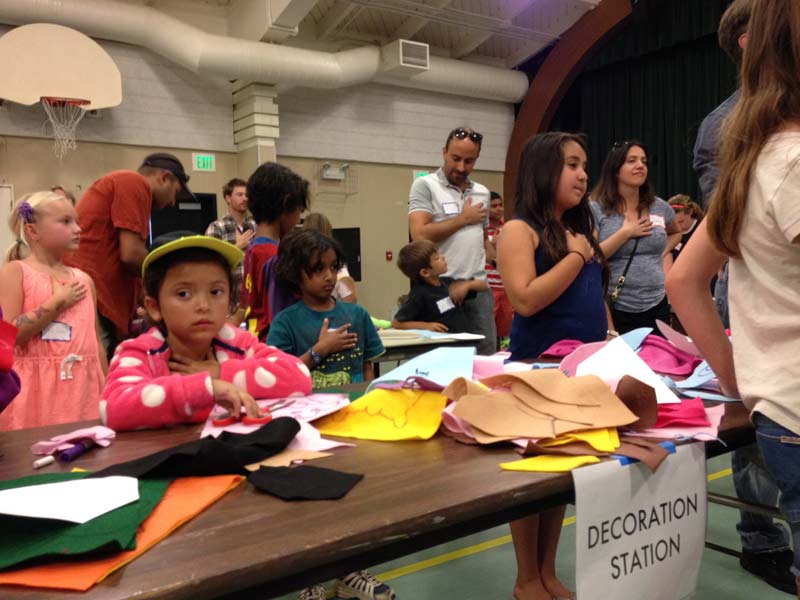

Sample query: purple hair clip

[18,201,34,224]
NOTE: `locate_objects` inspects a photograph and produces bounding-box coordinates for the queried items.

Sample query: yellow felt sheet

[314,388,447,441]
[539,428,620,453]
[500,455,601,472]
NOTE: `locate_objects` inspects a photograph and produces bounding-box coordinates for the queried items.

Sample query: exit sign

[413,170,429,180]
[192,152,216,172]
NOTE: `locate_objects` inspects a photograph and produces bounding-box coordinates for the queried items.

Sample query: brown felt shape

[442,378,488,402]
[614,375,658,431]
[453,392,559,438]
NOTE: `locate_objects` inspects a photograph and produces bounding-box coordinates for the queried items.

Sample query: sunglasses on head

[612,140,633,150]
[451,128,483,144]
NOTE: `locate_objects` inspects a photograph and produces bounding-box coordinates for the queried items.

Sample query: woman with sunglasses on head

[589,141,682,334]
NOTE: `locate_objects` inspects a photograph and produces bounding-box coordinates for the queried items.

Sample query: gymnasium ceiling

[143,0,602,68]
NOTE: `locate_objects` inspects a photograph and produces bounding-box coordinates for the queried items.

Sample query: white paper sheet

[200,395,354,452]
[0,476,139,524]
[427,332,486,341]
[200,394,350,438]
[576,336,680,404]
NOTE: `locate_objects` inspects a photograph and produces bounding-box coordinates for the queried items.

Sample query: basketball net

[41,97,89,159]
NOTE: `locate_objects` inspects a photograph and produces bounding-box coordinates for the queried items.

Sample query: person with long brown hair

[497,131,607,600]
[667,0,800,595]
[590,141,682,334]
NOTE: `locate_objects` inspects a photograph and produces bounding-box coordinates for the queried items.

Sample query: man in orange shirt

[66,153,192,357]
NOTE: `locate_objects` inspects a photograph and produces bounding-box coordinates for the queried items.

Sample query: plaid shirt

[205,214,256,305]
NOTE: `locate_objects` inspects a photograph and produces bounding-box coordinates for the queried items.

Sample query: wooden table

[0,402,754,600]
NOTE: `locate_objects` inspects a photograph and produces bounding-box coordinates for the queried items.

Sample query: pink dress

[0,262,104,430]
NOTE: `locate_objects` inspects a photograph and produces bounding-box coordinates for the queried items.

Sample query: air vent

[381,39,430,76]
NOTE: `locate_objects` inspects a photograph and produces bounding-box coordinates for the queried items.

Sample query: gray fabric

[693,89,740,208]
[408,169,489,281]
[591,199,675,313]
[462,287,496,355]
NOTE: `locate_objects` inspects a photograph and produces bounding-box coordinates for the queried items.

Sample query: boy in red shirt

[241,163,309,340]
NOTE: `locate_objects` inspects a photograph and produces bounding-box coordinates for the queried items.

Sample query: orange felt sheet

[0,474,243,591]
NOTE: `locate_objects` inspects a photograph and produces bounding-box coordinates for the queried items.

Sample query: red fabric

[541,339,584,358]
[241,240,279,338]
[102,325,312,431]
[638,334,702,376]
[0,319,16,371]
[65,171,152,335]
[492,287,513,338]
[654,397,710,428]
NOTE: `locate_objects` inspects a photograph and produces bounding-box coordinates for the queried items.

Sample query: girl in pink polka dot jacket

[101,233,312,431]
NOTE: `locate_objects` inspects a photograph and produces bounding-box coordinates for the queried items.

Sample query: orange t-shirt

[65,170,151,335]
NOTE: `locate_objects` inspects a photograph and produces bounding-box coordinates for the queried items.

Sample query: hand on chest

[626,211,665,230]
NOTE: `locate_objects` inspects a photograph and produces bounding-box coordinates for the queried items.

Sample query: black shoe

[740,549,798,595]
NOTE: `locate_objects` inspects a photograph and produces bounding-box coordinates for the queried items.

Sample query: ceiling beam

[452,0,532,58]
[349,0,558,42]
[317,0,359,39]
[390,0,452,40]
[504,2,590,68]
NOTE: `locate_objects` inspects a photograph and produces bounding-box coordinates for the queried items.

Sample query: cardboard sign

[573,443,707,600]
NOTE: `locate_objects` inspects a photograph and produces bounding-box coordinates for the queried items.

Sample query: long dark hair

[514,132,608,290]
[591,140,656,215]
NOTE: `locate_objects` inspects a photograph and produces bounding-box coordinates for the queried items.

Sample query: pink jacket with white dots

[101,325,312,431]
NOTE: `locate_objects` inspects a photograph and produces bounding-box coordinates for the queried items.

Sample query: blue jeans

[753,413,800,575]
[732,443,790,554]
[463,288,497,355]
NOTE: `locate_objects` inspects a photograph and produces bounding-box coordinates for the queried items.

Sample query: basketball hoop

[0,24,122,159]
[41,97,90,159]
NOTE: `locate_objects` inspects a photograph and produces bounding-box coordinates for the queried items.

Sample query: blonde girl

[0,191,106,430]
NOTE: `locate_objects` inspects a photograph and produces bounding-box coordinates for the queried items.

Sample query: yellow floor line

[708,467,733,481]
[376,468,731,582]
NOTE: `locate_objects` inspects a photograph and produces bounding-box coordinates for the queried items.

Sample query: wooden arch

[503,0,633,210]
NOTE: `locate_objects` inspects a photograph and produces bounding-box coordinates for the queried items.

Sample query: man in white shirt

[408,127,497,354]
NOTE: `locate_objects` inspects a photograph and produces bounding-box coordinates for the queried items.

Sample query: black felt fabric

[247,465,363,500]
[90,417,300,479]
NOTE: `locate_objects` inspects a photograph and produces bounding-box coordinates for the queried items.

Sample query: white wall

[276,82,514,171]
[0,24,515,168]
[0,25,235,153]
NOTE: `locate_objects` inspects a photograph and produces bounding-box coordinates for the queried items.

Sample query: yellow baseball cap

[142,232,243,277]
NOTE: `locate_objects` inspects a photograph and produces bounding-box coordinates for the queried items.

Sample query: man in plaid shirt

[205,178,255,322]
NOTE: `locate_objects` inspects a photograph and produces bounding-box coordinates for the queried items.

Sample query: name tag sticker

[436,297,456,314]
[41,321,72,342]
[650,215,666,228]
[442,202,460,216]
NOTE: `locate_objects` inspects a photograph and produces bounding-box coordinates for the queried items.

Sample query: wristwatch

[309,348,324,367]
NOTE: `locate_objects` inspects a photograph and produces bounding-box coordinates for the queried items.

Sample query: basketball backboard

[0,23,122,157]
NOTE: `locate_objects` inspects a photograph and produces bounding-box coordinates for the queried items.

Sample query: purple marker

[58,438,96,463]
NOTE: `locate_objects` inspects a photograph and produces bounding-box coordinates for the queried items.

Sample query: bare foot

[541,573,574,600]
[513,579,555,600]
